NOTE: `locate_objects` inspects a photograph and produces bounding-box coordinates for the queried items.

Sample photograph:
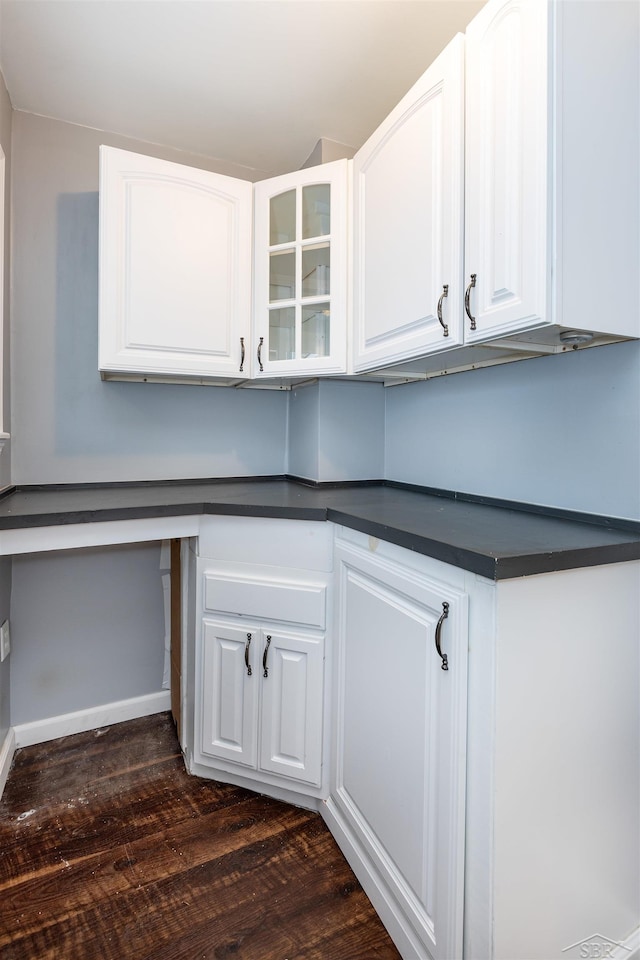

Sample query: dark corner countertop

[0,476,638,581]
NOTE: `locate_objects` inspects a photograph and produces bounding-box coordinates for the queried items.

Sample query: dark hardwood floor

[0,712,401,960]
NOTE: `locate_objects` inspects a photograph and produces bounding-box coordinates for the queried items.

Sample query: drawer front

[203,572,326,628]
[198,516,333,571]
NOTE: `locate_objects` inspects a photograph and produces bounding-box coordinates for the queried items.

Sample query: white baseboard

[0,725,16,798]
[13,691,172,748]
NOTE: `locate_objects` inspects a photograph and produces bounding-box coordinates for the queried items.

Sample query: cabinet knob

[464,274,477,331]
[262,634,272,677]
[437,284,449,337]
[435,602,450,671]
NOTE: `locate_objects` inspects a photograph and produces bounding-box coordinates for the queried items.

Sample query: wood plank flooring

[0,712,401,960]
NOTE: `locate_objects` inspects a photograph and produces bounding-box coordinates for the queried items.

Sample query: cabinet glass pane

[269,250,295,301]
[302,303,330,358]
[302,184,330,239]
[302,244,330,298]
[270,190,296,245]
[269,307,296,361]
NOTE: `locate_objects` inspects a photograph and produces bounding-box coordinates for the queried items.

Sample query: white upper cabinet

[463,0,547,342]
[253,160,348,378]
[99,146,252,381]
[351,0,639,372]
[352,36,465,373]
[100,1,639,385]
[463,0,639,346]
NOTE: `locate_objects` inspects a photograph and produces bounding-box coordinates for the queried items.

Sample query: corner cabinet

[197,618,324,787]
[98,146,252,381]
[99,146,348,384]
[252,160,348,378]
[184,516,334,804]
[324,530,469,960]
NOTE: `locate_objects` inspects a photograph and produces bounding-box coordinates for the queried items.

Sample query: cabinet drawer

[197,516,333,571]
[203,572,326,628]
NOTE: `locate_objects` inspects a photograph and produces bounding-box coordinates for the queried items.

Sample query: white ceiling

[0,0,485,179]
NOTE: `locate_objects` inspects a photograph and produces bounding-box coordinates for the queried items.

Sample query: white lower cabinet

[323,528,640,960]
[185,516,333,804]
[184,518,639,960]
[197,618,324,787]
[324,530,469,960]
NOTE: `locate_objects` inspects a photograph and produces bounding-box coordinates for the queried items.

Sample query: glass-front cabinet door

[253,160,348,378]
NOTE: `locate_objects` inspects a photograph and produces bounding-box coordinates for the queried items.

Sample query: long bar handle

[262,634,272,678]
[257,337,264,372]
[435,602,450,671]
[437,284,449,337]
[464,274,477,331]
[239,337,245,373]
[244,632,252,676]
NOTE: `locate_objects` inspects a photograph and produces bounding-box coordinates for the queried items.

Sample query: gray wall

[10,544,166,726]
[11,111,288,484]
[5,101,640,733]
[317,380,384,481]
[385,342,640,521]
[0,68,11,741]
[0,70,10,491]
[6,112,290,726]
[288,379,384,482]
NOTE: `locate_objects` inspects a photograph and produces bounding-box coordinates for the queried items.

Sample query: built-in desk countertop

[0,478,638,580]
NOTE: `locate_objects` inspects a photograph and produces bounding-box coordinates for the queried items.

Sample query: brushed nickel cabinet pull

[437,284,449,337]
[464,274,477,331]
[244,632,252,676]
[257,336,264,372]
[435,602,450,671]
[262,634,272,678]
[239,337,245,373]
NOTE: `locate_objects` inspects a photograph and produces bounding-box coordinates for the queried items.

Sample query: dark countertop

[0,478,638,581]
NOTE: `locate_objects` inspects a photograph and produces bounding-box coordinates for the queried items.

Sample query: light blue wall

[6,112,289,731]
[288,380,385,482]
[10,544,166,726]
[288,382,320,480]
[11,112,288,484]
[385,341,640,521]
[0,69,11,742]
[317,380,384,481]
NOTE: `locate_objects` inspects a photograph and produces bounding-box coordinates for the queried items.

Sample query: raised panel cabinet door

[463,0,548,342]
[351,34,465,373]
[253,160,348,378]
[197,619,259,769]
[99,146,252,379]
[333,547,468,960]
[259,631,324,786]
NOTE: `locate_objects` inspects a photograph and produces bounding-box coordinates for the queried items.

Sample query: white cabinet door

[253,160,348,378]
[330,539,468,960]
[99,146,252,380]
[259,630,324,786]
[352,35,465,373]
[198,622,324,787]
[198,619,259,768]
[463,0,548,342]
